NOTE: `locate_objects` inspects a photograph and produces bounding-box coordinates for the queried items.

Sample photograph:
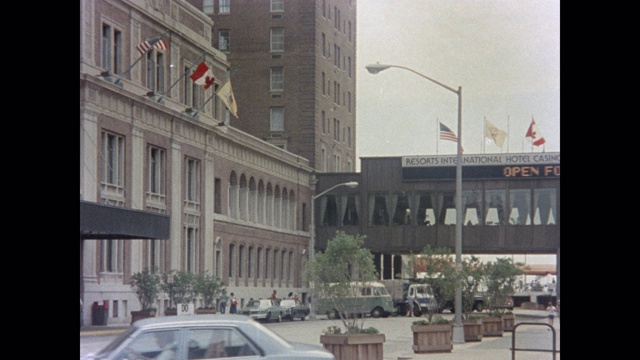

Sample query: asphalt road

[81,309,559,360]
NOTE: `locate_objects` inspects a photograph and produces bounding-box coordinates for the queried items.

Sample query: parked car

[279,299,310,321]
[237,298,286,322]
[81,314,335,360]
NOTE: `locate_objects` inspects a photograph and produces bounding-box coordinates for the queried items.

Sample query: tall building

[189,0,357,172]
[80,0,314,326]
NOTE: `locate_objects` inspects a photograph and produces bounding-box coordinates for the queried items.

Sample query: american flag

[135,37,168,55]
[439,122,458,142]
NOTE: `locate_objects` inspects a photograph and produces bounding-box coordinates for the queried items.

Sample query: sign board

[177,303,194,315]
[401,152,560,181]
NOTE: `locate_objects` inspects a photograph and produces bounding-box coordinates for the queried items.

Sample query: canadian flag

[190,61,215,89]
[526,118,546,146]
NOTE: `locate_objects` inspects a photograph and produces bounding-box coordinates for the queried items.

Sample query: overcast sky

[356,0,559,163]
[355,0,560,266]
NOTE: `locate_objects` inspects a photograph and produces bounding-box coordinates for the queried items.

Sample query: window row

[322,0,353,42]
[319,188,558,227]
[228,244,295,281]
[228,171,298,230]
[204,0,284,15]
[321,34,353,75]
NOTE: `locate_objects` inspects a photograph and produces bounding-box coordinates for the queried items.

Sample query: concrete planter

[320,333,385,360]
[411,324,453,353]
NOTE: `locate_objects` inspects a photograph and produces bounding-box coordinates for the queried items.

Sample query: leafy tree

[130,268,162,311]
[416,245,457,322]
[459,255,484,319]
[482,257,523,314]
[161,270,196,307]
[304,231,379,334]
[194,271,226,309]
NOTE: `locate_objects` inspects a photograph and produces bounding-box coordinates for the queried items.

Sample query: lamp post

[366,63,464,344]
[167,274,174,310]
[309,180,359,319]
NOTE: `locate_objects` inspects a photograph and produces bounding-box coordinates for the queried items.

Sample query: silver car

[81,314,335,360]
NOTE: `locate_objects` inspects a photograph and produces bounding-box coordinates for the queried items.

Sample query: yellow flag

[216,81,238,118]
[485,119,507,147]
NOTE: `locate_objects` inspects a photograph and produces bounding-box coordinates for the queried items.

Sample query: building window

[322,72,326,95]
[147,145,166,196]
[146,50,165,91]
[348,21,352,42]
[438,192,456,225]
[238,245,245,278]
[101,23,122,74]
[333,154,340,171]
[391,192,412,225]
[534,188,557,225]
[485,189,505,225]
[214,178,222,214]
[146,239,165,272]
[271,0,284,12]
[101,239,123,273]
[248,246,255,278]
[184,64,202,108]
[185,226,199,273]
[185,158,200,203]
[322,33,326,57]
[272,250,278,279]
[265,248,271,279]
[416,192,436,226]
[347,127,351,147]
[334,45,340,68]
[348,56,352,77]
[270,107,284,131]
[228,244,235,277]
[463,190,482,226]
[368,192,390,226]
[333,82,340,104]
[257,247,263,279]
[333,118,340,141]
[322,111,326,133]
[219,0,230,14]
[101,131,125,188]
[270,67,284,92]
[270,28,284,52]
[219,30,230,51]
[203,0,214,14]
[509,189,531,225]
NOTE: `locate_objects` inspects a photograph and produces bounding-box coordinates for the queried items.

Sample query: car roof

[132,314,255,328]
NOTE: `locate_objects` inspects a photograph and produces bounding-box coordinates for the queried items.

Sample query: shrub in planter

[130,268,161,312]
[194,271,226,312]
[161,270,196,310]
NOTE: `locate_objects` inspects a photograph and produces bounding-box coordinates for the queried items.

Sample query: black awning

[80,201,170,240]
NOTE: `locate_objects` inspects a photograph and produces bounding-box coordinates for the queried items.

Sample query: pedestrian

[546,301,558,326]
[287,292,293,299]
[293,293,299,301]
[230,293,238,314]
[406,295,415,317]
[219,293,227,314]
[271,290,277,300]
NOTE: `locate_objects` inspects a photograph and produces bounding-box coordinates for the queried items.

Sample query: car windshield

[93,326,138,357]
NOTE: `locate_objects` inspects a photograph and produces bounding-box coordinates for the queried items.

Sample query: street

[81,310,559,360]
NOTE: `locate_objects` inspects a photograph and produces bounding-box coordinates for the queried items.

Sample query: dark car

[237,298,286,323]
[81,314,335,360]
[279,299,310,321]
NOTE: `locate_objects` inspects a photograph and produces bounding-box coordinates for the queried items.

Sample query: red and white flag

[190,61,215,89]
[525,118,546,146]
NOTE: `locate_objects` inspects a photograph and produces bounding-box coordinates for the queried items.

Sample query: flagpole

[436,118,439,155]
[507,116,510,153]
[482,117,486,154]
[113,29,171,86]
[186,87,218,118]
[156,52,207,102]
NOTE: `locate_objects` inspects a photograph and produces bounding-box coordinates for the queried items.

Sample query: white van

[314,281,396,318]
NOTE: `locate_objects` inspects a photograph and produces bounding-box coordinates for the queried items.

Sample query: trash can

[92,301,109,326]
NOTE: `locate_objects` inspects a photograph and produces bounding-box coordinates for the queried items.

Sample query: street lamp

[309,180,359,319]
[366,63,464,344]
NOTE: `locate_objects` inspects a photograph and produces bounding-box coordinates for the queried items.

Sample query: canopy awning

[80,200,170,240]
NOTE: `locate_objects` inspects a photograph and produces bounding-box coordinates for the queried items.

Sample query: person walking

[219,293,228,314]
[230,293,238,314]
[546,301,558,326]
[271,290,277,300]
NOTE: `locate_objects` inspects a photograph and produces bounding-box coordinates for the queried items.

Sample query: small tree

[304,231,379,334]
[417,245,457,323]
[482,257,523,315]
[161,270,196,308]
[194,271,226,309]
[130,268,162,311]
[459,255,484,319]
